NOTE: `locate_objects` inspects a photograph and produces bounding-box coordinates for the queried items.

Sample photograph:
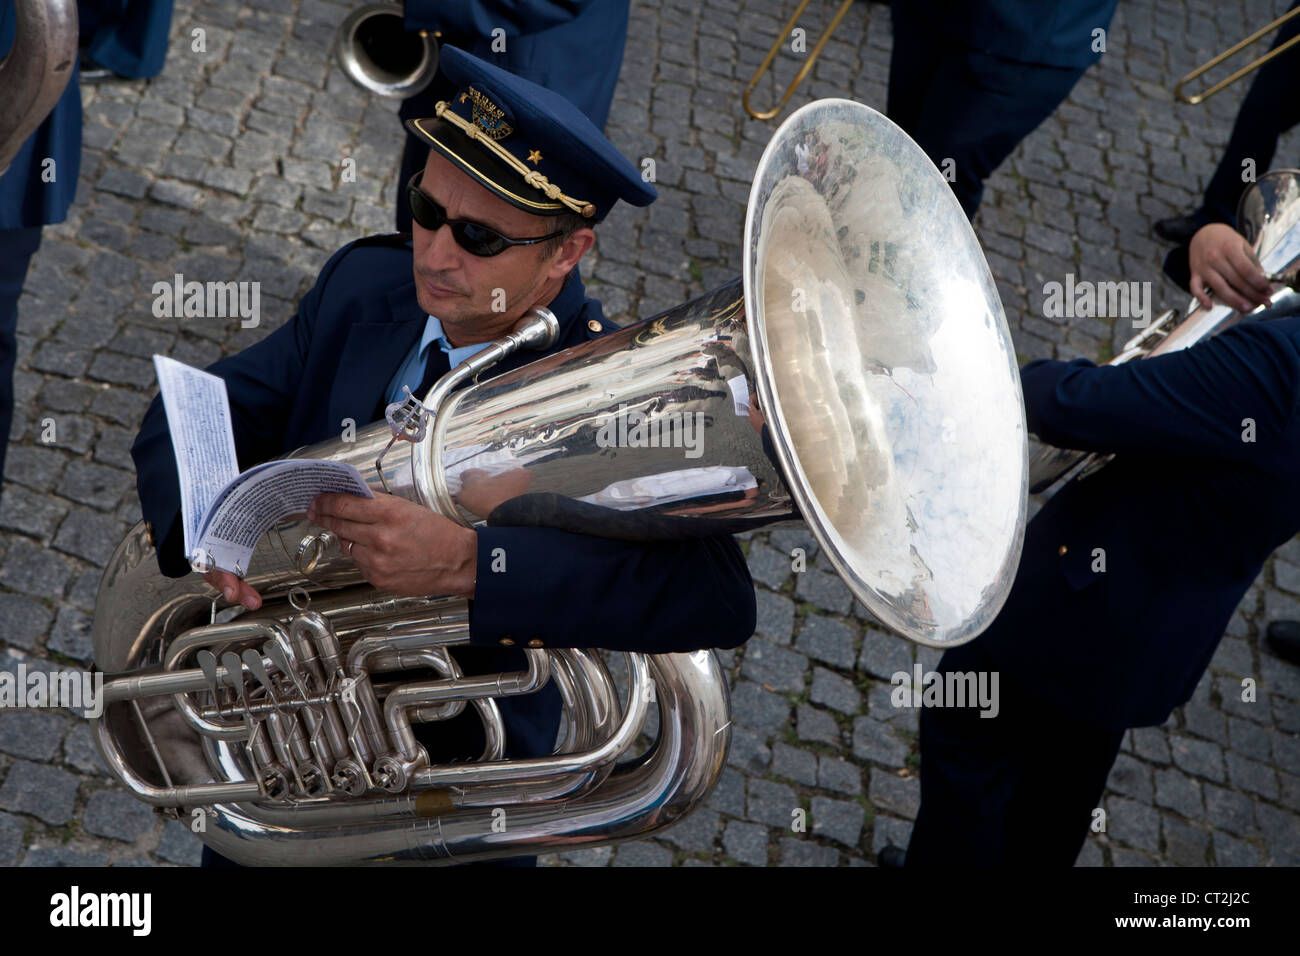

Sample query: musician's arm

[1020,320,1300,465]
[467,527,756,652]
[405,0,593,35]
[130,245,348,577]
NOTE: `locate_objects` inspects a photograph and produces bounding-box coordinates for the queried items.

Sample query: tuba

[1029,169,1300,493]
[92,100,1028,865]
[0,0,78,176]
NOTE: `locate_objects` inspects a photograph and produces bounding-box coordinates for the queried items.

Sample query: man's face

[411,149,572,337]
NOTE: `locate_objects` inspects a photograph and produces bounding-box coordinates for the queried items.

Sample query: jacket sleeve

[467,526,756,652]
[1020,320,1300,467]
[405,0,590,35]
[130,244,351,577]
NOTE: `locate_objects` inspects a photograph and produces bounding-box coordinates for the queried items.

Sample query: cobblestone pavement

[2,0,1299,868]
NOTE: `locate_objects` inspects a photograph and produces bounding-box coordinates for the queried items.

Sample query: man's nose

[418,220,464,272]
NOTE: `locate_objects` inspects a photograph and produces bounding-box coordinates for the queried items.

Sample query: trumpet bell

[334,2,437,99]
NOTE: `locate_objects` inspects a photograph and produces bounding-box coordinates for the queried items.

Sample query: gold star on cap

[527,149,543,165]
[459,92,468,103]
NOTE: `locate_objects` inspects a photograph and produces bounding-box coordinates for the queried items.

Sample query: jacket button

[499,637,515,646]
[527,638,543,648]
[587,319,601,333]
[1058,545,1068,556]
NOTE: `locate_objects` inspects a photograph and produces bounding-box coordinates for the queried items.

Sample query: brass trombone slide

[742,0,857,120]
[1174,5,1300,105]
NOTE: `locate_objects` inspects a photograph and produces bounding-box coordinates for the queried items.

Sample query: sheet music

[152,355,240,562]
[197,460,373,575]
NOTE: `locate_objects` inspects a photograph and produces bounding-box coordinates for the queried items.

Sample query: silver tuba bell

[92,100,1028,865]
[333,2,437,99]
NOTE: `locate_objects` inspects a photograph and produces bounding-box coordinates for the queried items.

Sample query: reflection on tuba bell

[334,2,438,99]
[92,100,1028,865]
[1029,169,1300,494]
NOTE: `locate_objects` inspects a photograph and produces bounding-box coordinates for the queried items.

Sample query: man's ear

[548,227,595,278]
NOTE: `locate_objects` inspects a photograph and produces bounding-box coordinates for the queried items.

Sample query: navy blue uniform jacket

[980,315,1300,729]
[901,0,1119,69]
[130,236,756,656]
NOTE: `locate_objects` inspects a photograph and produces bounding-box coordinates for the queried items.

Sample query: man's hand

[204,569,262,610]
[1188,223,1274,312]
[308,492,478,598]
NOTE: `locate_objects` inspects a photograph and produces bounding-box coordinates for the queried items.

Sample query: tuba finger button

[527,638,544,648]
[499,637,516,646]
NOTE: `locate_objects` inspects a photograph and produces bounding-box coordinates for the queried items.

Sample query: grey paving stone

[1106,796,1160,853]
[745,543,789,590]
[549,847,611,869]
[1203,783,1256,838]
[52,508,124,565]
[1133,723,1175,764]
[753,589,795,644]
[857,627,911,681]
[851,716,910,769]
[0,810,25,866]
[0,711,65,761]
[706,767,746,817]
[779,837,839,867]
[1162,816,1210,866]
[810,666,861,715]
[721,820,769,865]
[796,704,842,747]
[1211,829,1261,867]
[0,537,75,598]
[1256,803,1300,865]
[0,760,80,825]
[868,771,920,821]
[794,615,857,669]
[612,840,674,867]
[83,789,156,842]
[1075,840,1104,867]
[747,778,799,829]
[47,606,95,664]
[771,742,818,787]
[730,680,792,734]
[0,594,53,650]
[156,819,204,866]
[1169,735,1225,784]
[818,755,863,795]
[1153,769,1204,819]
[1110,847,1157,867]
[726,725,771,773]
[810,796,864,848]
[660,808,720,853]
[739,637,806,693]
[1222,744,1280,800]
[1227,717,1272,763]
[1212,637,1254,677]
[871,814,912,856]
[1105,753,1153,803]
[20,845,110,867]
[795,568,854,615]
[62,722,108,775]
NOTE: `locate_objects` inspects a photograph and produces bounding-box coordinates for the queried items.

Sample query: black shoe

[1266,620,1300,666]
[1153,213,1210,245]
[877,845,906,868]
[79,49,124,82]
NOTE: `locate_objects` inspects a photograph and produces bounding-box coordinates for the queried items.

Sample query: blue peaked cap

[404,46,657,223]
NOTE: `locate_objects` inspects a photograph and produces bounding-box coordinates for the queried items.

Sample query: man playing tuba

[129,47,757,863]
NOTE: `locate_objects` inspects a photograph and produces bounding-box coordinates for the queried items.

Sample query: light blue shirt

[385,316,493,405]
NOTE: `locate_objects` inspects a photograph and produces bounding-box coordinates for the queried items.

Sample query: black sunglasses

[406,171,565,257]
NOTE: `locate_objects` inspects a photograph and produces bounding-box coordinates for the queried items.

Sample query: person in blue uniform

[899,223,1299,865]
[887,0,1119,219]
[0,1,81,501]
[394,0,630,231]
[129,47,756,865]
[78,0,174,79]
[1154,0,1300,245]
